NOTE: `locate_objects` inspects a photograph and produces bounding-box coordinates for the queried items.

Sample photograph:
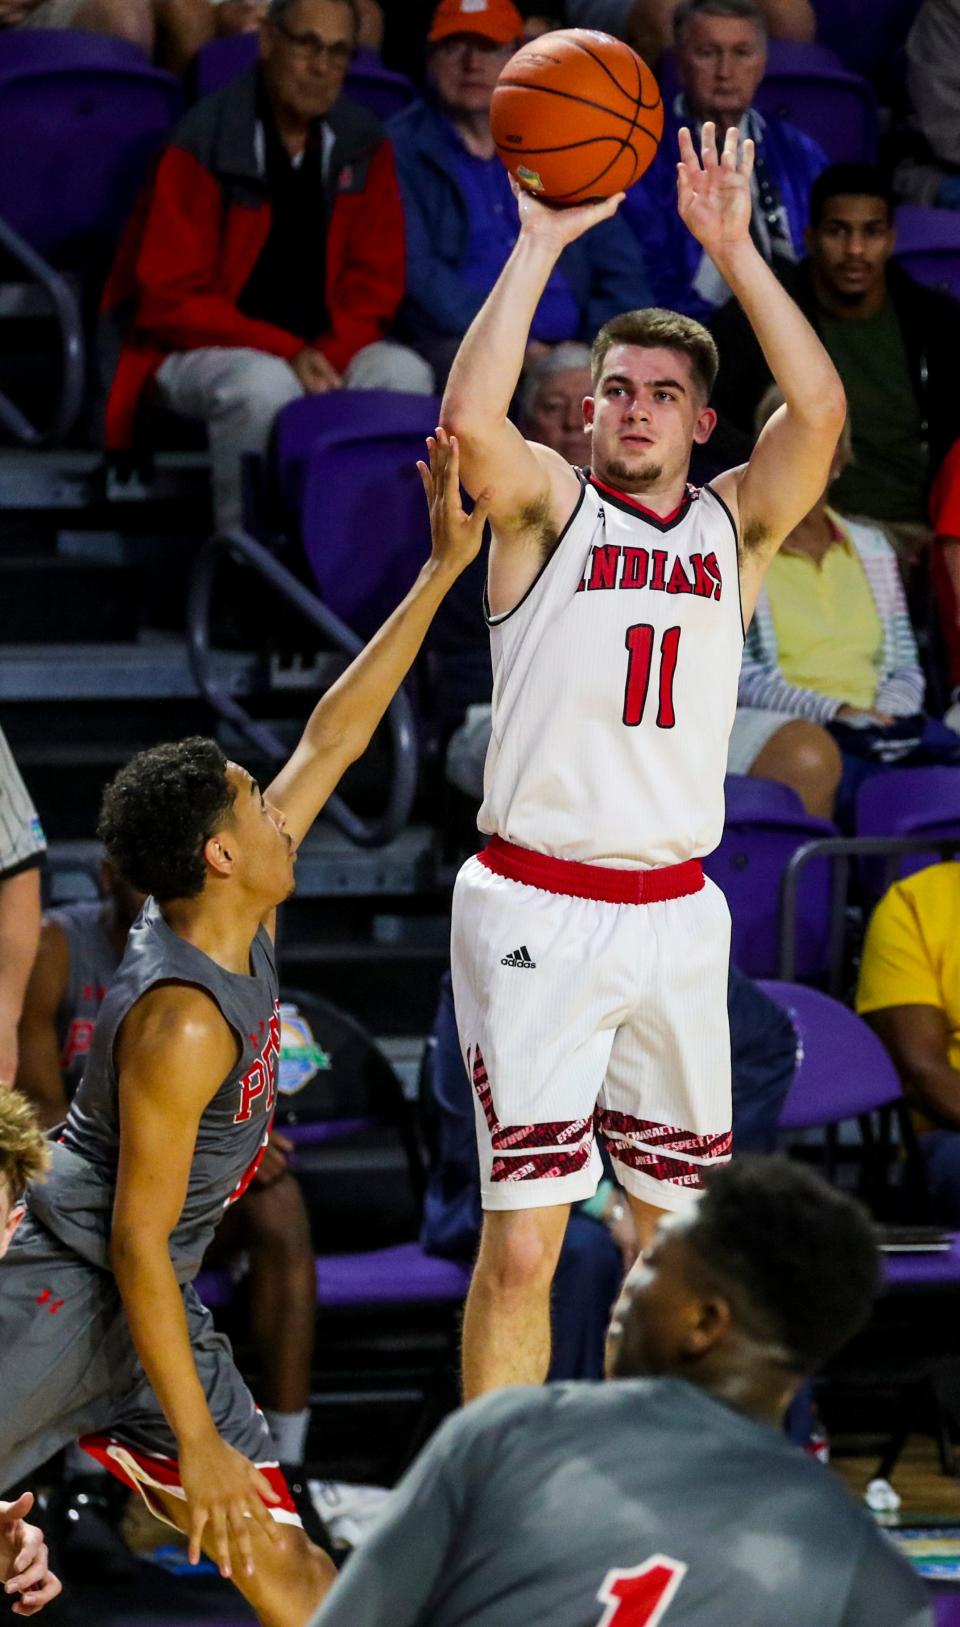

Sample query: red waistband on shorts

[477,835,704,905]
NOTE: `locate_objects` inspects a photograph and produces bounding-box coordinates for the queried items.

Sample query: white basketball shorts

[451,837,733,1214]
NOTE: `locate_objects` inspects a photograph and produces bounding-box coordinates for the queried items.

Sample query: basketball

[490,29,664,207]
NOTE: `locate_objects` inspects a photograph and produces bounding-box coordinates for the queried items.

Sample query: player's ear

[684,1291,732,1355]
[204,832,236,879]
[693,405,717,445]
[583,395,596,428]
[1,1203,25,1260]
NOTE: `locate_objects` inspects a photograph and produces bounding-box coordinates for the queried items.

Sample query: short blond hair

[0,1089,50,1205]
[592,308,719,403]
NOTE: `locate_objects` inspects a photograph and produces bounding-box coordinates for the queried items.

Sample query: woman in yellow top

[728,387,957,824]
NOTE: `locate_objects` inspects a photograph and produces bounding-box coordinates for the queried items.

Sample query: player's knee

[77,0,154,49]
[246,1175,312,1259]
[476,1214,564,1297]
[780,720,842,793]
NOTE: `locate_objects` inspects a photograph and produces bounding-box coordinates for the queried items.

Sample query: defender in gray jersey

[313,1158,931,1627]
[0,722,45,1090]
[0,435,490,1627]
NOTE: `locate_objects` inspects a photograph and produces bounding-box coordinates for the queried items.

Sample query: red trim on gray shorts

[478,836,704,906]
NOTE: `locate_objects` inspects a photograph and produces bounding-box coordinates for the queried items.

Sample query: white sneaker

[943,698,960,735]
[307,1480,391,1549]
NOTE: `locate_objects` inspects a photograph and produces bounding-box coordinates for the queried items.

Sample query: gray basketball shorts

[0,1215,300,1527]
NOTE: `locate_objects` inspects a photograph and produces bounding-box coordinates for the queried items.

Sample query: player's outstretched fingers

[211,1507,232,1579]
[228,1505,256,1579]
[443,434,462,512]
[701,120,719,166]
[720,124,739,168]
[677,125,699,171]
[187,1504,209,1568]
[740,136,756,181]
[247,1468,285,1546]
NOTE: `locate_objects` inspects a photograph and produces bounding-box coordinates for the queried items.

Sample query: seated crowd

[1,0,960,1620]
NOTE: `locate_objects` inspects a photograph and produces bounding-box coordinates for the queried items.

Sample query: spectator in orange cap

[387,0,651,387]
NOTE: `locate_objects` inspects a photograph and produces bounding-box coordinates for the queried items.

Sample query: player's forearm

[715,240,846,427]
[442,232,561,433]
[903,1059,960,1130]
[0,870,41,1032]
[15,1035,69,1130]
[111,1234,218,1447]
[301,557,458,766]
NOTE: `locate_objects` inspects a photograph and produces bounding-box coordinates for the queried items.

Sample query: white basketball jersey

[478,474,744,868]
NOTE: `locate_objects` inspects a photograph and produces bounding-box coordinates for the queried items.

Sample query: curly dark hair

[97,738,236,903]
[687,1157,880,1372]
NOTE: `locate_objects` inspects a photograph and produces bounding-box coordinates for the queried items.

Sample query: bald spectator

[622,0,826,322]
[387,0,651,387]
[104,0,431,533]
[0,726,44,1093]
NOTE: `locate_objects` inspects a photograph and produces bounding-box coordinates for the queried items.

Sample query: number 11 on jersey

[623,626,682,730]
[596,1556,688,1625]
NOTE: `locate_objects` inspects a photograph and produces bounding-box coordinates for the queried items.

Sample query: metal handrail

[779,834,960,986]
[187,528,419,849]
[0,214,84,446]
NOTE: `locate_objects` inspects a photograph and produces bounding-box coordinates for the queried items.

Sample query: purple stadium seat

[314,1242,470,1309]
[723,773,805,821]
[703,807,837,978]
[276,391,442,638]
[193,35,415,120]
[759,980,903,1128]
[856,766,960,880]
[812,0,923,82]
[753,64,877,163]
[895,205,960,302]
[0,30,181,265]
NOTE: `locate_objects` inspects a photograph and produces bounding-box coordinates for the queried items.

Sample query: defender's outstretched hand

[417,429,493,580]
[677,122,755,261]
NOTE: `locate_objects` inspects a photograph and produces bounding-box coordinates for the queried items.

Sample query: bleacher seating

[895,205,960,302]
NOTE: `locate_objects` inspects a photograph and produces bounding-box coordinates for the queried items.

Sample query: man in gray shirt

[311,1157,931,1627]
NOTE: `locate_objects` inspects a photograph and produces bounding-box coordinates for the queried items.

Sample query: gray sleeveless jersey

[311,1379,931,1627]
[47,901,120,1100]
[27,897,280,1282]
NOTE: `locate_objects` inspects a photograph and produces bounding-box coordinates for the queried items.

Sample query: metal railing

[187,529,419,848]
[0,215,84,446]
[779,834,960,987]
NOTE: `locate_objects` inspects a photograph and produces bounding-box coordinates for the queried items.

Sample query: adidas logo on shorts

[501,945,536,968]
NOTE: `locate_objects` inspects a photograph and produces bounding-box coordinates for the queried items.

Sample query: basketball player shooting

[443,122,847,1401]
[0,435,490,1627]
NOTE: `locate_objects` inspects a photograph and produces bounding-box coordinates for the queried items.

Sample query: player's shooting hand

[511,175,625,252]
[179,1434,284,1580]
[676,123,755,264]
[0,1493,62,1617]
[418,428,493,581]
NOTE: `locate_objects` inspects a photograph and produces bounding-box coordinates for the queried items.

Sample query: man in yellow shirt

[857,862,960,1219]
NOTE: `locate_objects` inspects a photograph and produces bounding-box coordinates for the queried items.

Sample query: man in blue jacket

[622,0,826,322]
[387,0,652,386]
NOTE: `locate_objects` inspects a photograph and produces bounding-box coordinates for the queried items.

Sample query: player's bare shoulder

[116,982,239,1088]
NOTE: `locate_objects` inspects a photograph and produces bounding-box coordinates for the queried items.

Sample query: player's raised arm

[263,433,491,852]
[679,124,846,622]
[441,187,621,617]
[110,987,284,1580]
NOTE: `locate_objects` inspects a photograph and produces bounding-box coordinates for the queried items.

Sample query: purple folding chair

[812,0,924,81]
[856,766,960,881]
[276,391,442,638]
[753,64,877,163]
[895,205,960,302]
[0,30,182,265]
[761,979,960,1478]
[192,30,257,99]
[723,773,805,822]
[703,808,836,978]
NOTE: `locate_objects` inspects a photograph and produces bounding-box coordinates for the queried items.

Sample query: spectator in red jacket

[104,0,431,531]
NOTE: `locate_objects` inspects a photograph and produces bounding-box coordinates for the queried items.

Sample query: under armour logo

[35,1289,65,1314]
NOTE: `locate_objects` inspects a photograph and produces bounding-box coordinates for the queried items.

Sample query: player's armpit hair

[513,493,560,562]
[0,1089,50,1203]
[741,516,770,554]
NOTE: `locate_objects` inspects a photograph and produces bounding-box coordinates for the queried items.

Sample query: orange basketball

[491,29,664,206]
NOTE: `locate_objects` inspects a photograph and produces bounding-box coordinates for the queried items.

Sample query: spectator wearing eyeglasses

[103,0,432,532]
[386,0,652,389]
